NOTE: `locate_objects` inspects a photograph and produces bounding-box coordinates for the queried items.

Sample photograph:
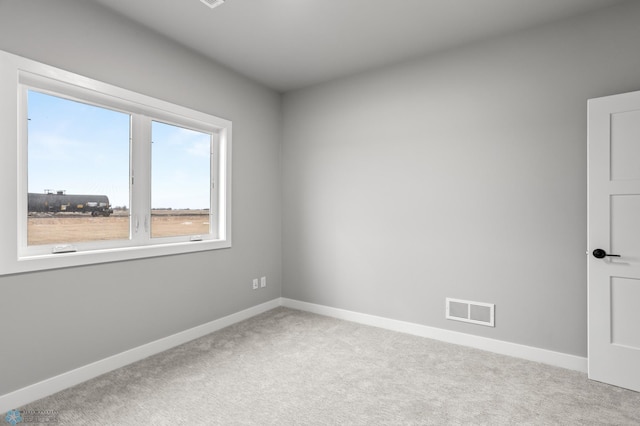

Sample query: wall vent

[446,298,495,327]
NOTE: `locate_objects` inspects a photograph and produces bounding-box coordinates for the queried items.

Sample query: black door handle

[593,249,621,259]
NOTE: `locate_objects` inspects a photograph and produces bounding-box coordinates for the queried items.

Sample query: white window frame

[0,50,232,275]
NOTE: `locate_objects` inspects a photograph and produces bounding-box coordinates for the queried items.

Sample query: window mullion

[130,114,152,244]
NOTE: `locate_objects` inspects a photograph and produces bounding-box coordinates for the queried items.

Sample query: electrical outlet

[260,276,267,288]
[252,278,259,290]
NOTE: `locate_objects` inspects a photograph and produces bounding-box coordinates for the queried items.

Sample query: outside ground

[27,209,210,245]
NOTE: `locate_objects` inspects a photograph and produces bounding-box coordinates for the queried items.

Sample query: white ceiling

[89,0,625,92]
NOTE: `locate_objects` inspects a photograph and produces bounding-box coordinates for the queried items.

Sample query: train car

[28,191,113,216]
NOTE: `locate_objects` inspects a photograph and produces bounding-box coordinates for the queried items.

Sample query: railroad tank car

[28,191,113,216]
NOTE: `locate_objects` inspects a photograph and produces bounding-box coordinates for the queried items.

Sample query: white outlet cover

[252,279,259,290]
[260,277,267,288]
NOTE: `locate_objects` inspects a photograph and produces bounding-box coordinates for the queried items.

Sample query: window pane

[151,121,211,238]
[27,90,131,246]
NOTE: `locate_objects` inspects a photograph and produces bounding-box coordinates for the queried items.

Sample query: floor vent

[446,298,495,327]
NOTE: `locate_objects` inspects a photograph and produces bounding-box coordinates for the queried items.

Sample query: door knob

[593,249,621,259]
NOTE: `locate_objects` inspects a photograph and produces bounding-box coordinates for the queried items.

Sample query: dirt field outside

[27,209,211,246]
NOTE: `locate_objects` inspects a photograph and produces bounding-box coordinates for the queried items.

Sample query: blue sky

[28,90,211,209]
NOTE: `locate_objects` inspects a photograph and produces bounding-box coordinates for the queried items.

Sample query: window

[26,90,131,246]
[150,121,213,239]
[0,50,231,275]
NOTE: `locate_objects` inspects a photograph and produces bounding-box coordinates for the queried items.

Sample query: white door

[588,90,640,392]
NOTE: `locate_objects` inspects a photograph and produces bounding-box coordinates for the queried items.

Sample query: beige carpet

[14,307,640,425]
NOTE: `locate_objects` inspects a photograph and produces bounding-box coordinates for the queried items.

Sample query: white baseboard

[2,296,588,413]
[281,298,588,373]
[0,298,281,413]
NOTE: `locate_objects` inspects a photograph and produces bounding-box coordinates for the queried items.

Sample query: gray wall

[282,0,640,357]
[0,0,281,395]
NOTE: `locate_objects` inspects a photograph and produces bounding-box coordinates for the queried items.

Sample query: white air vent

[446,298,495,327]
[200,0,225,9]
